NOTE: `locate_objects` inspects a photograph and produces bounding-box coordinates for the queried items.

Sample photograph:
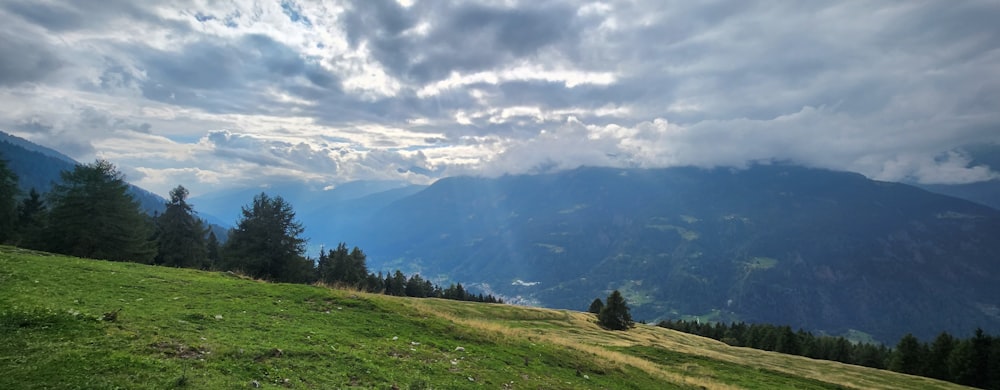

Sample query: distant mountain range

[1,132,169,216]
[5,131,1000,342]
[341,165,1000,342]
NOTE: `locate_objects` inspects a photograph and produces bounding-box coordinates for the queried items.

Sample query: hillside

[346,165,1000,342]
[0,247,965,389]
[0,132,168,215]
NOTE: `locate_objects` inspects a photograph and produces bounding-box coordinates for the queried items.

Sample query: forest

[0,157,500,304]
[658,319,1000,389]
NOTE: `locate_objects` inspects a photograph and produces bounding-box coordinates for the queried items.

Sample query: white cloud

[0,0,998,197]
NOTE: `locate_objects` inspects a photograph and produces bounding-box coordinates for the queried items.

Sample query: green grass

[0,246,969,389]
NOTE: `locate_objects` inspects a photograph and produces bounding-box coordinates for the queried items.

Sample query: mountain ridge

[348,165,1000,342]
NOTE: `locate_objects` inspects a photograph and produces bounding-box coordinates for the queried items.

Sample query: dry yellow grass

[405,298,969,390]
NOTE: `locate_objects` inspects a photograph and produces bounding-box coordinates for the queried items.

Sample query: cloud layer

[1,0,999,196]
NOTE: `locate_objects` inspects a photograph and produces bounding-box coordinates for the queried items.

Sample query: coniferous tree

[328,243,350,283]
[598,290,634,331]
[588,298,604,314]
[987,337,1000,390]
[206,230,220,268]
[925,332,957,380]
[775,325,801,355]
[969,328,993,388]
[0,155,18,243]
[44,160,155,262]
[221,192,307,282]
[15,188,47,248]
[386,270,407,296]
[155,185,208,268]
[949,339,975,385]
[346,246,368,286]
[890,333,926,375]
[405,274,428,297]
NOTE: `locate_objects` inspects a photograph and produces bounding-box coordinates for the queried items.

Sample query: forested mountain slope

[350,165,1000,342]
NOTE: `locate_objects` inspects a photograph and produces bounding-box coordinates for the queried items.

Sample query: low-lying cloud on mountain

[1,1,999,196]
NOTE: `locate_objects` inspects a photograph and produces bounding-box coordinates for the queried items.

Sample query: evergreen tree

[925,332,957,380]
[44,160,155,262]
[405,274,428,297]
[206,230,220,268]
[988,337,1000,390]
[588,298,604,314]
[155,185,208,268]
[364,271,385,293]
[598,290,634,331]
[326,243,350,284]
[15,188,47,248]
[0,155,18,243]
[775,325,801,355]
[969,328,993,388]
[386,270,407,296]
[949,339,976,386]
[890,333,926,375]
[221,192,307,282]
[346,246,368,285]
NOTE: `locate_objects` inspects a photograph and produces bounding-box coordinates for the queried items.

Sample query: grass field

[0,246,969,389]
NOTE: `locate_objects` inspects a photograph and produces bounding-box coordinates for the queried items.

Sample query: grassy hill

[0,247,967,389]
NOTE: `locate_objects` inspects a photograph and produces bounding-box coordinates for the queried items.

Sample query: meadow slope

[0,246,968,389]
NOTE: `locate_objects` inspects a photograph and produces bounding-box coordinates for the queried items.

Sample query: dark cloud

[13,117,55,134]
[0,29,62,86]
[1,1,87,31]
[343,1,582,84]
[132,34,342,114]
[1,0,190,33]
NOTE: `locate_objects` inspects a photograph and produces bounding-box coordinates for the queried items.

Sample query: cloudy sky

[1,0,999,197]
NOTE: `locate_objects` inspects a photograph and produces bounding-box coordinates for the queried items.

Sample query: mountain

[914,143,1000,210]
[0,247,965,389]
[348,165,1000,342]
[191,180,425,249]
[1,131,187,218]
[0,131,76,164]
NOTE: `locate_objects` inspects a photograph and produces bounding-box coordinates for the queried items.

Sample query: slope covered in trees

[349,165,1000,342]
[44,160,156,263]
[658,319,1000,389]
[0,152,499,305]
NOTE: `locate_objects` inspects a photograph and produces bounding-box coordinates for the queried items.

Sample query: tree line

[0,157,500,304]
[657,319,1000,389]
[316,242,501,303]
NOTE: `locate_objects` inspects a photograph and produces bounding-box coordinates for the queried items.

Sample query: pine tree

[387,270,407,296]
[155,185,208,269]
[44,160,155,262]
[346,246,368,285]
[925,332,956,380]
[775,326,801,355]
[206,230,220,269]
[969,328,992,388]
[598,290,634,331]
[328,243,350,284]
[889,333,926,375]
[15,188,47,248]
[0,155,18,243]
[987,336,1000,390]
[221,192,307,282]
[588,298,604,314]
[949,339,975,386]
[405,274,428,297]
